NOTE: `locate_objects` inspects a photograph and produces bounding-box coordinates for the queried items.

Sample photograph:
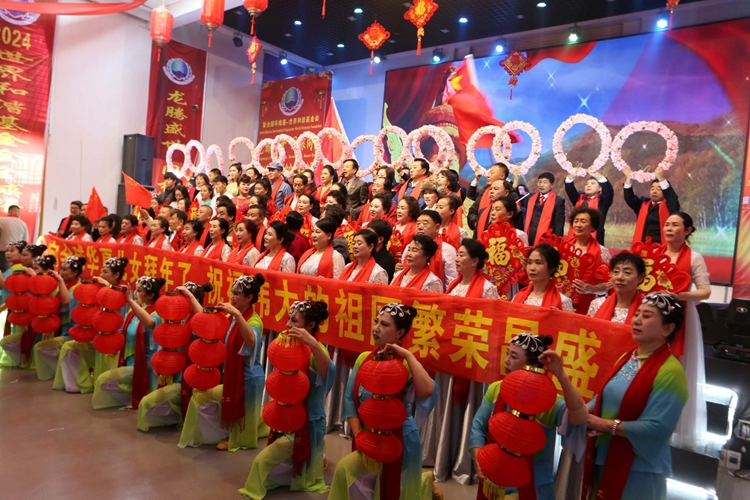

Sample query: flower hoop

[228,137,256,171]
[274,134,302,179]
[295,131,323,172]
[317,127,353,174]
[466,126,512,175]
[205,145,225,174]
[253,138,286,175]
[349,134,382,178]
[165,143,190,176]
[184,140,207,174]
[405,125,455,172]
[376,126,412,169]
[553,114,612,177]
[501,121,542,176]
[611,121,679,183]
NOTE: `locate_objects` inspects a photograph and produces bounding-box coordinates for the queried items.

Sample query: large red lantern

[154,291,191,322]
[357,356,408,395]
[96,285,127,312]
[500,366,557,415]
[184,364,222,391]
[184,308,228,392]
[93,310,125,334]
[8,310,34,326]
[73,279,100,306]
[477,445,530,491]
[71,305,97,327]
[262,399,307,433]
[243,0,268,35]
[29,274,57,295]
[188,338,226,367]
[29,295,60,317]
[358,21,390,76]
[358,397,407,431]
[488,411,547,455]
[262,331,311,434]
[200,0,225,48]
[246,35,262,85]
[266,369,309,404]
[32,315,61,335]
[191,307,230,341]
[5,270,29,294]
[150,6,174,62]
[404,0,439,56]
[69,325,97,344]
[266,333,310,372]
[151,349,185,386]
[355,431,402,463]
[153,322,190,349]
[93,332,126,355]
[5,292,30,312]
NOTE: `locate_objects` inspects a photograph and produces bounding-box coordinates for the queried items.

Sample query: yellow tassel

[482,478,505,500]
[158,374,173,386]
[359,452,382,475]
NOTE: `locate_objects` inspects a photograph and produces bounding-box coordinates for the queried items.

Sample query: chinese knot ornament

[404,0,438,56]
[200,0,225,48]
[243,0,268,35]
[358,20,390,76]
[500,50,528,100]
[246,35,263,85]
[150,6,173,62]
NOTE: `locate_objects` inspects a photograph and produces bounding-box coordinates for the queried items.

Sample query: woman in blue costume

[0,240,28,367]
[328,302,439,500]
[178,274,268,452]
[470,333,589,500]
[580,292,688,500]
[238,299,335,499]
[91,275,165,409]
[53,257,129,393]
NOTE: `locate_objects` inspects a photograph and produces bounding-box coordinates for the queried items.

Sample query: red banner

[0,7,55,235]
[146,40,206,187]
[734,122,750,298]
[258,71,332,171]
[44,235,634,398]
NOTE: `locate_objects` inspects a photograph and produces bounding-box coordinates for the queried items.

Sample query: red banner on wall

[733,124,750,298]
[0,7,55,236]
[146,40,206,187]
[258,71,332,171]
[44,234,633,398]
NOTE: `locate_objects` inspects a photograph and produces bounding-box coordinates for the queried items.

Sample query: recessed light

[441,28,450,33]
[388,39,397,44]
[516,14,525,19]
[354,7,363,14]
[337,43,345,48]
[348,16,356,21]
[402,2,412,7]
[294,20,301,26]
[327,52,334,56]
[458,17,468,23]
[284,33,292,37]
[537,2,547,7]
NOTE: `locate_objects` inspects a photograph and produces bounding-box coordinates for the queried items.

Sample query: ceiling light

[516,14,525,19]
[337,43,345,48]
[432,48,443,63]
[280,52,288,65]
[568,25,581,43]
[495,38,506,53]
[294,20,302,26]
[537,2,547,7]
[441,28,450,33]
[458,17,468,24]
[327,52,334,56]
[656,10,669,30]
[233,32,243,48]
[374,56,381,64]
[354,7,363,14]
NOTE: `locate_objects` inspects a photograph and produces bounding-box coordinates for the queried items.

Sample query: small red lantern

[355,431,402,463]
[243,0,268,35]
[5,292,30,312]
[151,349,185,385]
[357,356,408,396]
[191,307,230,341]
[246,35,263,85]
[500,366,557,416]
[96,285,127,312]
[184,364,222,391]
[8,310,34,326]
[404,0,439,56]
[73,280,101,306]
[266,369,310,404]
[188,339,226,367]
[29,274,58,295]
[358,21,390,76]
[477,444,530,491]
[93,310,125,333]
[29,295,60,317]
[267,333,310,372]
[32,315,61,335]
[200,0,225,48]
[262,399,307,433]
[150,6,173,62]
[71,305,97,327]
[488,411,547,455]
[5,271,29,294]
[154,291,191,322]
[93,332,126,355]
[153,322,190,349]
[358,397,407,431]
[69,325,97,343]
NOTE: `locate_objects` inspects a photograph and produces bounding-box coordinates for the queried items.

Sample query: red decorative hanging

[188,338,226,366]
[96,284,127,311]
[500,50,529,100]
[262,399,307,433]
[5,270,29,294]
[404,0,439,56]
[477,445,530,490]
[151,349,185,385]
[8,310,34,326]
[191,307,230,340]
[243,0,268,35]
[153,322,190,349]
[154,291,191,322]
[71,305,97,327]
[321,0,325,19]
[488,411,547,455]
[5,292,30,312]
[93,332,126,355]
[73,279,101,305]
[266,369,310,404]
[667,0,680,29]
[69,325,97,343]
[267,333,310,371]
[246,35,263,85]
[355,431,402,463]
[480,222,529,300]
[263,331,311,434]
[150,5,173,62]
[500,367,557,415]
[358,397,407,431]
[200,0,225,48]
[32,315,61,335]
[358,20,390,76]
[29,274,57,295]
[29,295,60,316]
[93,310,125,333]
[357,355,407,395]
[184,365,222,390]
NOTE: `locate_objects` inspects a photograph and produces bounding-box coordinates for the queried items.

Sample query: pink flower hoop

[553,114,612,178]
[317,127,353,174]
[185,140,207,174]
[466,126,512,175]
[228,137,256,171]
[405,125,455,173]
[611,121,679,183]
[501,121,542,177]
[205,145,225,174]
[253,138,285,175]
[350,134,382,178]
[376,126,412,169]
[274,134,302,179]
[165,143,190,176]
[295,131,323,172]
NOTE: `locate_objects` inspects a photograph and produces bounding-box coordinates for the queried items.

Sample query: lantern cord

[251,63,256,85]
[669,8,674,30]
[157,45,161,62]
[322,0,326,19]
[417,37,421,56]
[510,88,513,100]
[370,51,374,76]
[251,16,255,35]
[208,31,213,48]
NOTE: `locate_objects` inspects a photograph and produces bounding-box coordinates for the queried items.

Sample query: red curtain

[0,0,147,16]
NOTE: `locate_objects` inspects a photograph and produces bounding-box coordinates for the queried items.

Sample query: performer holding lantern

[238,300,334,498]
[328,302,438,500]
[0,240,27,367]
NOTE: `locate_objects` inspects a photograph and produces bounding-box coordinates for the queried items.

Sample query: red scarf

[170,226,184,251]
[398,178,423,202]
[569,235,603,314]
[339,257,378,282]
[357,202,372,224]
[297,245,335,278]
[479,188,492,212]
[567,193,601,241]
[227,242,256,265]
[180,314,195,421]
[524,192,557,245]
[594,292,642,325]
[513,280,563,309]
[582,344,672,500]
[666,243,692,356]
[202,241,226,261]
[131,304,157,410]
[147,233,166,249]
[59,215,72,234]
[180,240,201,256]
[429,237,445,284]
[440,223,462,250]
[67,231,88,241]
[477,206,492,235]
[98,235,116,244]
[391,265,432,289]
[280,194,298,216]
[118,232,137,245]
[397,222,416,248]
[221,308,254,430]
[257,247,287,271]
[632,199,670,245]
[255,224,267,250]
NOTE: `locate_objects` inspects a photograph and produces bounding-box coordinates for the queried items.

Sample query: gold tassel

[359,452,382,474]
[158,374,174,386]
[482,478,505,500]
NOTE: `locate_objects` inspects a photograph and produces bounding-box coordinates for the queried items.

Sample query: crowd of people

[0,156,710,500]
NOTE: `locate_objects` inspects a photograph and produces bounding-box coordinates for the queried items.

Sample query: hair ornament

[642,292,682,316]
[380,302,413,319]
[510,333,547,353]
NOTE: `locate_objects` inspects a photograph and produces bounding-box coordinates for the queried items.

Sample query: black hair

[323,205,347,226]
[492,163,510,179]
[295,301,329,334]
[185,282,214,306]
[569,206,602,231]
[399,196,421,222]
[122,214,138,227]
[368,219,393,244]
[137,276,167,301]
[246,167,261,180]
[298,193,321,217]
[329,185,349,210]
[522,335,554,367]
[174,186,190,202]
[439,169,460,192]
[355,229,378,251]
[104,257,129,282]
[97,216,114,229]
[372,193,393,214]
[163,172,178,181]
[34,255,57,271]
[235,219,259,243]
[609,251,646,276]
[378,303,418,338]
[528,243,561,277]
[411,234,438,261]
[315,218,338,243]
[238,174,253,185]
[641,293,686,342]
[210,218,230,243]
[255,178,272,194]
[70,200,83,208]
[215,195,233,208]
[229,162,242,172]
[213,175,228,185]
[195,173,211,186]
[233,273,266,305]
[418,209,441,226]
[460,238,489,269]
[217,202,237,220]
[172,210,188,224]
[538,172,555,184]
[292,173,308,185]
[209,168,221,176]
[672,211,696,241]
[438,195,460,213]
[62,256,87,276]
[70,214,89,227]
[200,183,214,197]
[247,204,266,219]
[184,220,203,235]
[493,196,518,218]
[285,211,304,231]
[268,221,294,245]
[343,158,360,171]
[321,164,339,184]
[413,158,430,175]
[24,244,47,258]
[250,193,270,210]
[153,216,169,230]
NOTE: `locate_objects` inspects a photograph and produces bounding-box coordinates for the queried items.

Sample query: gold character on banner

[273,280,299,322]
[450,309,492,369]
[0,50,32,65]
[334,289,364,342]
[0,132,27,147]
[555,329,601,399]
[165,106,187,121]
[0,82,27,96]
[166,90,187,105]
[0,99,24,115]
[164,123,186,138]
[161,140,180,148]
[0,65,30,82]
[304,285,330,334]
[408,300,446,361]
[0,115,27,132]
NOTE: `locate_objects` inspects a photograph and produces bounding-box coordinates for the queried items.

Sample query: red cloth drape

[0,0,147,15]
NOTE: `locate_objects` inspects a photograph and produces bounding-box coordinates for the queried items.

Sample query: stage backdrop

[383,18,750,285]
[0,5,55,235]
[146,40,206,187]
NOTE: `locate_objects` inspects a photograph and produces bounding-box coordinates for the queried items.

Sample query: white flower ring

[253,138,286,175]
[405,125,455,173]
[184,140,207,174]
[165,143,190,176]
[376,126,412,169]
[317,127,353,174]
[228,137,256,171]
[295,131,323,172]
[502,121,543,177]
[553,113,612,178]
[466,126,512,175]
[273,134,302,179]
[610,121,679,183]
[349,134,382,178]
[205,144,225,174]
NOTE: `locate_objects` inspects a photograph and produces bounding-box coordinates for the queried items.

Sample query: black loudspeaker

[122,134,155,186]
[727,298,750,335]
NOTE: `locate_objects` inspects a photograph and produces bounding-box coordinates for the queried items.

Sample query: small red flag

[123,173,153,208]
[86,187,107,222]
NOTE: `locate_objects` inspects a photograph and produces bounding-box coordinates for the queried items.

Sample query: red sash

[131,304,157,410]
[446,272,486,297]
[19,320,36,364]
[227,242,256,265]
[147,234,167,249]
[297,245,335,278]
[477,206,492,235]
[170,227,184,251]
[593,292,642,325]
[339,257,377,282]
[180,240,201,256]
[632,200,669,245]
[567,194,601,240]
[271,178,284,204]
[257,247,287,271]
[398,178,422,202]
[255,224,266,250]
[98,235,117,244]
[397,222,416,248]
[524,192,557,245]
[280,195,297,216]
[357,202,372,224]
[202,241,226,261]
[67,231,88,241]
[479,188,492,212]
[391,265,432,289]
[59,215,72,234]
[582,344,672,500]
[118,232,137,245]
[513,280,563,309]
[222,308,254,430]
[666,243,692,356]
[441,223,462,250]
[429,237,445,284]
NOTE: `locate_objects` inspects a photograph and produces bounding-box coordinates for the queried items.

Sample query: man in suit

[564,172,614,244]
[623,166,679,245]
[341,159,369,220]
[520,172,566,245]
[473,179,515,238]
[467,162,518,231]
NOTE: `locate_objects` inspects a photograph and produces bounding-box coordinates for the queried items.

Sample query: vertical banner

[733,124,750,298]
[257,71,332,171]
[0,6,55,236]
[146,40,206,187]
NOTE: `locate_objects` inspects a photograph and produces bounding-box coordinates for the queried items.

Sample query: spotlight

[432,48,443,63]
[568,25,581,43]
[294,20,302,26]
[495,38,506,53]
[233,33,243,48]
[374,56,381,64]
[280,51,288,65]
[354,7,363,14]
[537,2,547,7]
[337,43,345,48]
[656,11,669,30]
[458,17,468,24]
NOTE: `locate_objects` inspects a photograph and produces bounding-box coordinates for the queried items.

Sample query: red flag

[123,173,153,208]
[188,196,199,220]
[86,187,107,223]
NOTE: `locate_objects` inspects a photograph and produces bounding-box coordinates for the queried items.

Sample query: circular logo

[279,87,304,116]
[0,0,40,26]
[163,58,196,86]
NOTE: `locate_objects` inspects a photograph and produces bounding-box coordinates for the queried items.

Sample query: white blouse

[523,293,574,312]
[299,249,346,279]
[255,252,296,273]
[346,263,389,284]
[587,296,629,324]
[390,270,444,293]
[448,278,500,299]
[242,247,260,267]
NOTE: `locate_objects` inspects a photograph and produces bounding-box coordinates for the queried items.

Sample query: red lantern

[153,322,190,349]
[93,332,126,355]
[184,364,222,391]
[8,310,34,326]
[96,285,127,312]
[189,339,226,367]
[358,21,390,76]
[71,305,97,327]
[357,356,408,396]
[5,271,29,294]
[200,0,225,48]
[151,349,185,376]
[355,431,402,463]
[93,310,125,333]
[73,280,101,306]
[191,307,230,341]
[243,0,268,35]
[267,333,310,372]
[32,315,61,334]
[29,295,60,316]
[488,411,547,455]
[266,369,310,404]
[477,444,530,490]
[5,293,30,312]
[358,397,408,431]
[69,325,96,343]
[404,0,439,56]
[29,274,58,295]
[246,36,262,85]
[262,399,307,433]
[500,367,557,416]
[154,291,191,322]
[500,50,529,100]
[150,6,173,62]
